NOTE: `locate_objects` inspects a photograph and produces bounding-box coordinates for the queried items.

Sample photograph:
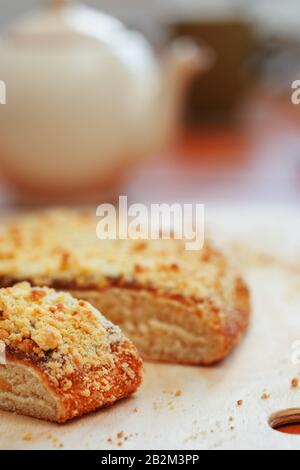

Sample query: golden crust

[210,276,250,365]
[70,276,250,366]
[6,343,142,423]
[0,210,251,364]
[0,283,143,423]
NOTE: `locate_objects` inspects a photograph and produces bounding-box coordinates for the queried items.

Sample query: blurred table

[127,96,300,206]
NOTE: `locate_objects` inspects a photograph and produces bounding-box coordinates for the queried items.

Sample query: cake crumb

[117,442,123,447]
[47,433,63,449]
[133,407,139,413]
[237,400,243,407]
[117,432,124,439]
[261,392,270,400]
[175,389,182,397]
[291,378,299,389]
[22,433,33,442]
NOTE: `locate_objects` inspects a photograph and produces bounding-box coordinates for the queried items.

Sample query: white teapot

[0,0,210,203]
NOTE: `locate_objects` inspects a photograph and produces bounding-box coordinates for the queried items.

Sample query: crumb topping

[0,282,124,387]
[0,210,239,312]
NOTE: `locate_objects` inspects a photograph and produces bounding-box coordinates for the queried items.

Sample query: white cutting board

[1,204,300,450]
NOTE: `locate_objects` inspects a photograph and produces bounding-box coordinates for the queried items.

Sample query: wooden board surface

[1,204,300,450]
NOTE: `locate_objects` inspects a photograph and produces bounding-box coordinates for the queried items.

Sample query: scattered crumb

[229,416,234,423]
[110,431,132,447]
[22,433,33,442]
[237,400,243,407]
[230,426,235,431]
[175,390,182,397]
[47,434,63,449]
[261,392,270,400]
[184,429,207,443]
[291,378,299,389]
[133,407,139,413]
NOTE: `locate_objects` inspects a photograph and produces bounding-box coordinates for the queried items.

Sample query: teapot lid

[2,0,124,44]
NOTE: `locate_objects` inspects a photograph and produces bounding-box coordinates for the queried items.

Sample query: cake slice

[0,282,143,423]
[0,210,251,365]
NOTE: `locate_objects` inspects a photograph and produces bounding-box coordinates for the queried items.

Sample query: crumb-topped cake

[0,282,143,423]
[0,211,250,365]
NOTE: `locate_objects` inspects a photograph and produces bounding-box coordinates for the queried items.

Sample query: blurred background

[0,0,300,207]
